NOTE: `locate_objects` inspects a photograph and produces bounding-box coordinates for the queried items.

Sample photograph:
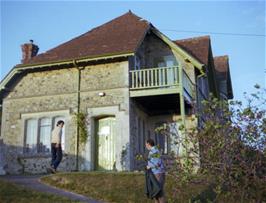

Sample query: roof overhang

[1,26,205,99]
[0,52,134,97]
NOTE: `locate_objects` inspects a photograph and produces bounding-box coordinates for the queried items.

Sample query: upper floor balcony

[129,66,195,104]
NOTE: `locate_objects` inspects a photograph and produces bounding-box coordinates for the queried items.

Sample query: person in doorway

[146,139,166,203]
[48,120,64,173]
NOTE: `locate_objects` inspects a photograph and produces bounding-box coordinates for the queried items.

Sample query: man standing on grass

[146,139,166,203]
[48,120,64,173]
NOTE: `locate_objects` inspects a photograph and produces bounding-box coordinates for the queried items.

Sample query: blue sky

[1,1,265,104]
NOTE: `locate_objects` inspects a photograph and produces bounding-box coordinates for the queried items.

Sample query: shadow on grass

[191,183,217,203]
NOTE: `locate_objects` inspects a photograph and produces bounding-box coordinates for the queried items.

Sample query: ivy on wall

[74,112,89,144]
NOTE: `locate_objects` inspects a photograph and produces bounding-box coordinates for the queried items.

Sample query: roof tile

[22,11,150,66]
[174,36,210,65]
[214,55,229,73]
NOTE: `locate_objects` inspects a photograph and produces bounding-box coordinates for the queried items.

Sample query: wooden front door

[96,117,116,170]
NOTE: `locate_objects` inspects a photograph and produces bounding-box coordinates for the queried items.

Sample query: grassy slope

[41,172,208,203]
[0,179,78,203]
[41,172,266,203]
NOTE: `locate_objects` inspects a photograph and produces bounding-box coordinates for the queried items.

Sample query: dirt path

[0,175,104,203]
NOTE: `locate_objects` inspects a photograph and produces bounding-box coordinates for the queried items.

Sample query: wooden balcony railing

[129,66,195,99]
[130,66,179,89]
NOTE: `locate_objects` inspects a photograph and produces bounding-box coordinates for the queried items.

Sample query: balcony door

[156,55,177,86]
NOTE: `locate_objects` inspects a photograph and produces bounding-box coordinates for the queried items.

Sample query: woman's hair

[146,139,155,146]
[56,120,65,126]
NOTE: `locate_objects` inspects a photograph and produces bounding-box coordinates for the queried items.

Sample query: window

[24,116,65,154]
[25,119,38,153]
[39,118,52,153]
[154,55,178,67]
[135,56,141,70]
[155,122,170,155]
[156,132,169,155]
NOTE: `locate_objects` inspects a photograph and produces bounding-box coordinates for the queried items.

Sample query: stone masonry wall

[1,60,129,174]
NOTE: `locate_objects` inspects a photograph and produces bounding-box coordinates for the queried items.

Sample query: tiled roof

[214,55,229,73]
[21,11,150,66]
[174,36,210,65]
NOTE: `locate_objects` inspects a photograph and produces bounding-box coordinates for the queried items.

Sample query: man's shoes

[47,166,56,174]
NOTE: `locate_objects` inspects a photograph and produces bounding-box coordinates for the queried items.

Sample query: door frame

[94,115,116,171]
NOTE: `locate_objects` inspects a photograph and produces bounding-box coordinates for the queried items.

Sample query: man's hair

[146,139,155,146]
[57,120,64,126]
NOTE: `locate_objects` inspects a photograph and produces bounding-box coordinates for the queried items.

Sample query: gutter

[0,52,134,170]
[0,52,134,94]
[73,60,82,171]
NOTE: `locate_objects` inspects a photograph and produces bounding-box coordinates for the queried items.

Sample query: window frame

[155,122,170,155]
[24,118,38,154]
[23,115,66,154]
[38,117,52,153]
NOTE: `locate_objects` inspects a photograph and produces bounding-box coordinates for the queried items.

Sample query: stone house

[0,11,233,174]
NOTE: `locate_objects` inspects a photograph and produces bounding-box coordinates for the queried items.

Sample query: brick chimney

[21,40,39,63]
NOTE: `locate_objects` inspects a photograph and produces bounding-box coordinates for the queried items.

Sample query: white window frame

[39,117,52,153]
[22,110,69,154]
[25,118,38,153]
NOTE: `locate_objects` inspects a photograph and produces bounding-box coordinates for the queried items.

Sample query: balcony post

[178,65,186,157]
[179,65,185,125]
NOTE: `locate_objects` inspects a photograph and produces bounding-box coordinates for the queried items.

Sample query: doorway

[95,117,116,170]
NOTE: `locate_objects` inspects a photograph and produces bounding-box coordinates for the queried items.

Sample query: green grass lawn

[0,179,79,203]
[41,172,266,203]
[41,172,211,203]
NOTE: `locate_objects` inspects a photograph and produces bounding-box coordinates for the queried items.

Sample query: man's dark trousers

[51,143,62,170]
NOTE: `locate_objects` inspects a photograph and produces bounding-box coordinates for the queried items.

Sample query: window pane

[164,136,168,154]
[158,134,165,153]
[155,122,170,155]
[26,119,38,153]
[39,118,52,153]
[54,116,65,150]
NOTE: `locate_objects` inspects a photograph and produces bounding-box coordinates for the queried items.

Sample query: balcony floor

[130,86,181,97]
[132,94,192,116]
